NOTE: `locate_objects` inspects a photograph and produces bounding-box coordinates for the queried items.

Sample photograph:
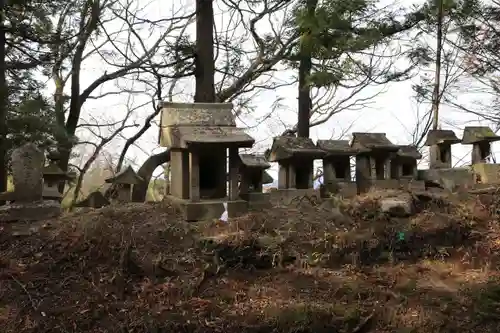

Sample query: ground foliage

[1,189,500,332]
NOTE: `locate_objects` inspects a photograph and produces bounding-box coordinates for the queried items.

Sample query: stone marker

[11,143,45,202]
[0,143,61,222]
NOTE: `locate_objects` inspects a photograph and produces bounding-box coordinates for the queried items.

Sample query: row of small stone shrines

[158,102,500,221]
[269,127,499,195]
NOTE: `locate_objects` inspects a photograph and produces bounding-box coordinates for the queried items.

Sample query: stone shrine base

[322,181,357,198]
[240,192,272,210]
[269,188,320,206]
[0,200,61,222]
[165,196,248,221]
[418,168,475,191]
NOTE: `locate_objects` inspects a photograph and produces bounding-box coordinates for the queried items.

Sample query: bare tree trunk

[0,0,8,204]
[131,0,216,202]
[297,0,318,138]
[194,0,215,102]
[431,0,444,130]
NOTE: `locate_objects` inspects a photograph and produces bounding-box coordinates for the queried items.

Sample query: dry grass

[1,190,500,332]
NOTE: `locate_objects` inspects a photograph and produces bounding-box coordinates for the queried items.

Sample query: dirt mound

[1,192,500,332]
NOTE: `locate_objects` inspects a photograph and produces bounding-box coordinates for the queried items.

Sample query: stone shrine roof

[461,126,500,144]
[105,166,143,185]
[262,171,274,184]
[350,132,399,152]
[43,163,74,180]
[424,129,461,146]
[267,136,325,162]
[239,154,270,169]
[396,145,422,159]
[159,102,255,148]
[317,140,357,156]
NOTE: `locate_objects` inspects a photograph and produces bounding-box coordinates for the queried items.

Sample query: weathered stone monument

[42,151,74,202]
[351,132,400,193]
[238,154,272,209]
[105,166,143,202]
[391,145,425,190]
[0,143,61,221]
[74,190,110,208]
[159,102,253,221]
[425,129,461,169]
[316,139,357,197]
[462,126,500,184]
[420,129,474,191]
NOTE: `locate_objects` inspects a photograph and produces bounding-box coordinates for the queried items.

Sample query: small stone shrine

[350,132,400,193]
[74,190,110,208]
[268,136,325,189]
[424,129,461,169]
[238,153,272,209]
[391,145,425,190]
[42,150,74,202]
[0,143,61,222]
[104,166,143,202]
[159,102,254,221]
[420,129,474,191]
[462,126,500,184]
[316,139,357,197]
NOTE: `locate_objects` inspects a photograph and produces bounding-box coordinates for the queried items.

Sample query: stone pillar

[170,149,189,199]
[255,170,263,192]
[287,164,296,188]
[228,147,239,200]
[307,162,314,188]
[369,156,377,180]
[239,171,249,196]
[323,159,335,184]
[384,158,391,179]
[472,142,491,164]
[278,164,288,189]
[189,151,200,201]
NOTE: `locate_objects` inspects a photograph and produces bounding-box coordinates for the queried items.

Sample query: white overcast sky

[43,0,499,181]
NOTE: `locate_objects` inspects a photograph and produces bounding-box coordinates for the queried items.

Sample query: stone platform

[240,192,271,210]
[0,201,61,222]
[269,188,320,206]
[166,196,248,221]
[418,168,475,191]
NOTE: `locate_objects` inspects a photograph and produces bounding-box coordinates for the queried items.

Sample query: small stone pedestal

[0,201,61,222]
[160,102,255,221]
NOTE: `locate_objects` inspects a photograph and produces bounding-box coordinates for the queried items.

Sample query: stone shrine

[42,151,74,202]
[391,145,425,190]
[0,143,61,222]
[462,126,500,184]
[267,136,325,203]
[105,166,143,202]
[268,136,324,187]
[350,132,400,193]
[316,140,357,197]
[159,102,253,221]
[238,154,272,209]
[425,129,461,169]
[420,129,474,191]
